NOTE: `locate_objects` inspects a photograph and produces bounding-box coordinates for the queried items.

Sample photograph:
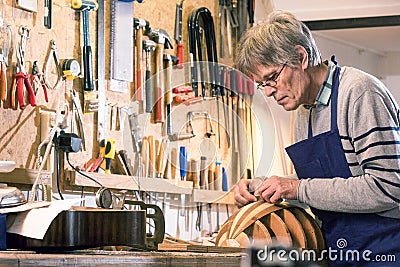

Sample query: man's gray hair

[235,11,321,76]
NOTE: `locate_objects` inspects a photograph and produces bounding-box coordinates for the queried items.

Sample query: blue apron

[285,59,400,266]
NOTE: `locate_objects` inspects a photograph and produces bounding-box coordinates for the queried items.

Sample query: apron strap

[330,62,341,132]
[308,108,313,138]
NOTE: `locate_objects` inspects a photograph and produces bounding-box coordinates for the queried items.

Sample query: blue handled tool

[179,146,187,216]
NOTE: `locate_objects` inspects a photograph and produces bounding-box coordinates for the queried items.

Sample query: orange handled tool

[0,61,7,101]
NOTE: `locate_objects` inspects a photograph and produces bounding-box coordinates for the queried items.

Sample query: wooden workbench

[0,250,245,267]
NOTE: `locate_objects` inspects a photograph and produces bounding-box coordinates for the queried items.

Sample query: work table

[0,250,245,267]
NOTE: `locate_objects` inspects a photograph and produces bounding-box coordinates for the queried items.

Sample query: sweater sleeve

[298,74,400,214]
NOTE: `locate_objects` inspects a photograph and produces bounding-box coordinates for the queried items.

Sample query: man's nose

[263,86,276,97]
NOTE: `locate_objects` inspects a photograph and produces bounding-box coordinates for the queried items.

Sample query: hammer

[133,18,149,102]
[163,54,179,135]
[148,29,173,123]
[143,40,156,114]
[71,0,98,92]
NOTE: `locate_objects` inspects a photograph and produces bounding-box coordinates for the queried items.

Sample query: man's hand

[254,176,299,203]
[233,179,258,207]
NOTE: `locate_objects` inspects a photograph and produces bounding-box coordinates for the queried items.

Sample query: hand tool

[43,40,63,90]
[168,132,194,141]
[138,136,150,201]
[187,111,215,139]
[156,139,168,210]
[118,150,133,176]
[199,156,208,190]
[134,18,150,103]
[236,72,247,179]
[179,146,187,216]
[222,166,228,191]
[14,26,35,109]
[71,0,98,92]
[170,147,177,181]
[188,8,218,98]
[163,54,179,135]
[215,159,222,191]
[148,29,173,123]
[31,61,49,102]
[0,19,13,68]
[246,77,256,176]
[61,59,81,81]
[230,68,239,184]
[174,94,194,103]
[191,159,199,189]
[71,89,86,150]
[172,86,192,94]
[208,163,215,190]
[44,0,52,29]
[143,40,156,113]
[174,0,185,68]
[218,0,226,57]
[247,0,255,27]
[0,54,7,101]
[99,138,116,174]
[147,135,156,203]
[141,137,149,178]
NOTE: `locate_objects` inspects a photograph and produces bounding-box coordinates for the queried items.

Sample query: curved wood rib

[275,209,307,249]
[228,201,265,238]
[288,207,318,250]
[261,213,292,247]
[216,220,232,246]
[252,220,272,246]
[231,202,282,239]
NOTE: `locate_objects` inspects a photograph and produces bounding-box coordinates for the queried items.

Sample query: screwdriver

[179,146,187,216]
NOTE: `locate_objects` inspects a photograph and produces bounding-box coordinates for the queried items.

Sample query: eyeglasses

[256,64,286,89]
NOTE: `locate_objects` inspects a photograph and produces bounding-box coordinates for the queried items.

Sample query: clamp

[43,40,62,90]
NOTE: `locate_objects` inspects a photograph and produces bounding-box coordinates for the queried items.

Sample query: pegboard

[0,0,240,176]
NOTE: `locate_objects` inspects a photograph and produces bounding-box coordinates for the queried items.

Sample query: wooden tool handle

[199,156,208,189]
[165,61,173,135]
[135,28,143,101]
[156,139,168,178]
[191,159,199,189]
[141,137,149,177]
[170,147,177,180]
[154,44,164,123]
[208,164,215,190]
[177,43,184,69]
[148,135,155,177]
[214,162,222,191]
[0,63,7,101]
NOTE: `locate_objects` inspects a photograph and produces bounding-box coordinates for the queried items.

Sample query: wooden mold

[215,201,326,251]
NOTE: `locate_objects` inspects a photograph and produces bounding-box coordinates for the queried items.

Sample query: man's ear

[294,45,308,70]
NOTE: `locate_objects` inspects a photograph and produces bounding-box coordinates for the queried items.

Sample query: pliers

[13,27,35,109]
[31,61,49,102]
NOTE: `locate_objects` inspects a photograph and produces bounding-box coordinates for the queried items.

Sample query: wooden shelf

[66,171,235,204]
[0,168,51,185]
[193,189,234,205]
[66,170,193,195]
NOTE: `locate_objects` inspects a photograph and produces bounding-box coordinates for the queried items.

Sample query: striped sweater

[296,65,400,219]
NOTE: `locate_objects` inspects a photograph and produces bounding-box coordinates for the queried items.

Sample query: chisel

[179,146,188,216]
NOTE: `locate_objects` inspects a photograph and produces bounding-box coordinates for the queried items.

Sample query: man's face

[252,63,309,111]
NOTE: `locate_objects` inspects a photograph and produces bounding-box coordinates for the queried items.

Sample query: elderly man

[233,10,400,266]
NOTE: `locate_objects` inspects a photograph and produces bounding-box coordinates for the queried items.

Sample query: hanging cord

[30,103,65,202]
